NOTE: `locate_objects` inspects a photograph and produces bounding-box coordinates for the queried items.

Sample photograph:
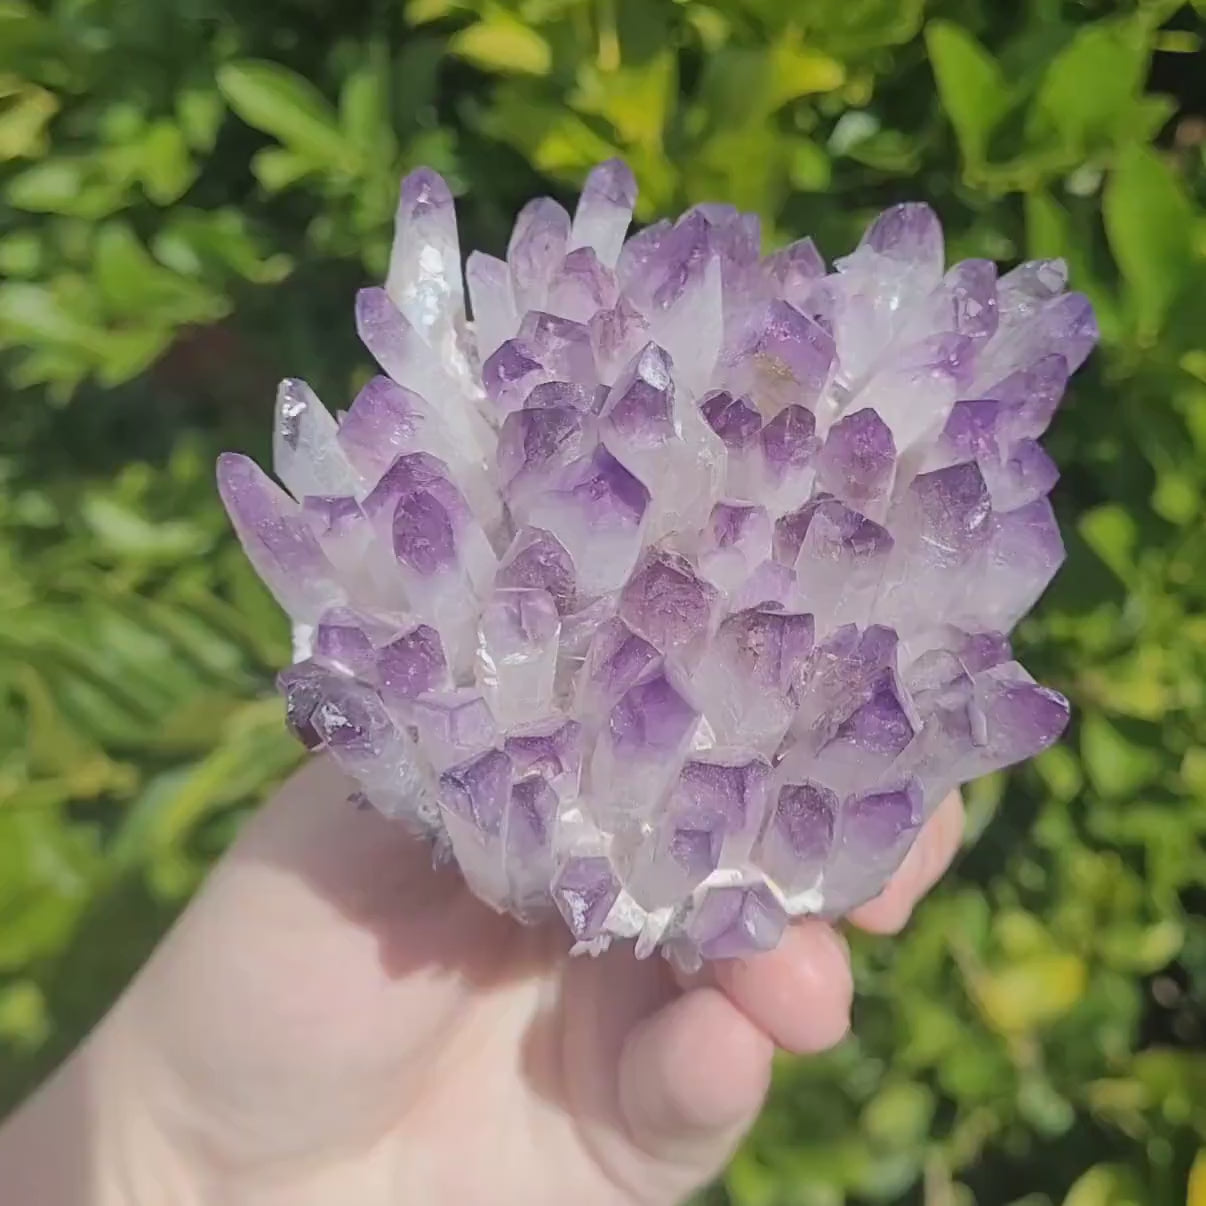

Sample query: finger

[848,789,965,935]
[710,920,852,1054]
[618,985,773,1169]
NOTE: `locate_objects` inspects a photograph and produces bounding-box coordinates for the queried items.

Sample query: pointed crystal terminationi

[219,162,1088,965]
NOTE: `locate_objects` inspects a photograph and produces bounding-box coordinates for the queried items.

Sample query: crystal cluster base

[219,162,1088,968]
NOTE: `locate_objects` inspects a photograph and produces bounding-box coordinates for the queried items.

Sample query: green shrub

[2,1,1204,1202]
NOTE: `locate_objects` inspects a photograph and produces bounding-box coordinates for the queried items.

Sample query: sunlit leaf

[175,85,224,153]
[926,21,1012,166]
[449,17,552,76]
[1062,1164,1145,1206]
[1078,505,1137,585]
[972,955,1088,1034]
[767,30,845,108]
[217,60,352,167]
[136,119,196,205]
[0,75,58,160]
[1189,1149,1206,1206]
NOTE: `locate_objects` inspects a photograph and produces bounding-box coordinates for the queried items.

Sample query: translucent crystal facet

[221,161,1088,962]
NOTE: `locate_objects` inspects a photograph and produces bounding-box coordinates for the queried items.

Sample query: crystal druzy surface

[219,162,1090,966]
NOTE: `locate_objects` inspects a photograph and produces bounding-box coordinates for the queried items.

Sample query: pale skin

[0,757,965,1206]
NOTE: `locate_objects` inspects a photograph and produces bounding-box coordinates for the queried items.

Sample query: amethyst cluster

[218,162,1091,966]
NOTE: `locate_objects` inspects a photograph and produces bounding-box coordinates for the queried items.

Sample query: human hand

[0,757,964,1206]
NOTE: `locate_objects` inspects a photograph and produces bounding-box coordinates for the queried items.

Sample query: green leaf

[79,495,211,561]
[124,697,300,881]
[1078,504,1136,585]
[925,21,1012,166]
[11,158,130,219]
[153,209,292,285]
[217,60,351,167]
[0,982,49,1051]
[861,1082,935,1148]
[1190,1149,1206,1206]
[790,0,924,56]
[1062,1164,1145,1206]
[340,54,396,158]
[7,159,82,210]
[449,17,552,76]
[1031,18,1151,153]
[1034,744,1084,803]
[0,283,104,352]
[788,137,832,191]
[0,230,41,276]
[694,47,776,131]
[137,119,196,205]
[1104,143,1194,339]
[572,52,676,151]
[1099,920,1185,974]
[482,91,621,184]
[1017,1077,1076,1138]
[0,76,57,160]
[92,223,227,325]
[1024,189,1069,260]
[251,146,316,192]
[92,223,166,313]
[16,667,107,779]
[176,85,225,152]
[1081,714,1161,798]
[95,327,176,386]
[0,807,97,971]
[1151,471,1199,525]
[405,0,459,21]
[846,127,921,173]
[972,954,1087,1034]
[767,31,845,108]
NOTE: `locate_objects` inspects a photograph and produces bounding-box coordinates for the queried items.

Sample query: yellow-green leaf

[0,981,49,1050]
[572,53,676,152]
[405,0,458,22]
[1189,1149,1206,1206]
[1062,1164,1143,1206]
[973,954,1087,1035]
[0,75,58,160]
[768,30,845,108]
[449,17,552,76]
[252,146,316,192]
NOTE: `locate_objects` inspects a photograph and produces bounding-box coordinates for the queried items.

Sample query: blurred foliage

[2,0,1205,1202]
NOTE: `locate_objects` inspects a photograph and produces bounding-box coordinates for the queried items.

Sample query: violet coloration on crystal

[219,162,1089,968]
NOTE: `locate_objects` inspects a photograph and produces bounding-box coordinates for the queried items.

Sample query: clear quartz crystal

[222,162,1086,963]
